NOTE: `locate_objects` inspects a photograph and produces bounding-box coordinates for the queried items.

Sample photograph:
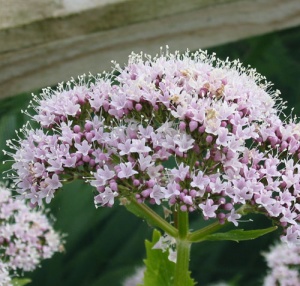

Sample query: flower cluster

[6,48,300,243]
[0,262,11,286]
[0,185,63,284]
[263,240,300,286]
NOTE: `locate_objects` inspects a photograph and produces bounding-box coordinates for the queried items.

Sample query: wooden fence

[1,0,300,98]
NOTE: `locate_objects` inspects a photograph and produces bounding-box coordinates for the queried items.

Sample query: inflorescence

[0,185,63,284]
[5,48,300,243]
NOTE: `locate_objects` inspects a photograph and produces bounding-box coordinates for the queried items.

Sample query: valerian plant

[0,185,63,285]
[4,48,300,285]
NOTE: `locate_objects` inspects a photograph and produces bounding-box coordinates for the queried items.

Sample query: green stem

[187,220,227,243]
[176,208,189,238]
[174,209,191,286]
[125,196,178,238]
[187,204,252,243]
[174,239,191,286]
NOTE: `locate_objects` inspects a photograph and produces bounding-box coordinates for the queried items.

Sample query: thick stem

[174,209,191,286]
[174,239,191,286]
[176,209,189,238]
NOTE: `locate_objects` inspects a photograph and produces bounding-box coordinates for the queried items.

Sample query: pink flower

[174,133,195,153]
[191,171,210,196]
[170,163,190,181]
[45,174,62,190]
[118,162,138,179]
[138,154,154,171]
[118,139,132,156]
[94,187,118,206]
[92,165,115,187]
[226,209,241,226]
[130,138,152,154]
[47,159,64,172]
[216,127,230,146]
[165,182,181,199]
[199,199,219,218]
[75,140,91,156]
[150,185,167,205]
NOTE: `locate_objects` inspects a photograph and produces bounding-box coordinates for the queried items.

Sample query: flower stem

[187,220,226,243]
[174,209,191,286]
[186,205,251,243]
[125,197,178,238]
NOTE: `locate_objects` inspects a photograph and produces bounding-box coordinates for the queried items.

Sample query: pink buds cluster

[6,49,300,243]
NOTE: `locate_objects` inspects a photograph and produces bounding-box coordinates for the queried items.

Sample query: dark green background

[0,26,299,285]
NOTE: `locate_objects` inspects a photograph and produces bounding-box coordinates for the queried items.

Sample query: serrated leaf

[142,229,196,286]
[11,278,32,286]
[201,226,277,242]
[142,229,176,286]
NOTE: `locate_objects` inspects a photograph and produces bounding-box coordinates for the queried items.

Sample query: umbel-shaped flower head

[263,240,300,285]
[5,48,300,243]
[0,185,63,284]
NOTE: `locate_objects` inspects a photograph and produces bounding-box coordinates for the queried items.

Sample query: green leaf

[200,226,277,242]
[11,278,32,286]
[142,229,195,286]
[142,229,176,286]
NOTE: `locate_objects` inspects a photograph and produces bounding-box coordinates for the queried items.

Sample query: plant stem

[187,220,226,243]
[125,197,178,238]
[176,208,189,238]
[186,204,254,243]
[174,239,191,286]
[174,209,191,286]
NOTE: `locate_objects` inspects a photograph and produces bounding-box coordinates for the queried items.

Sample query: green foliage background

[0,26,299,285]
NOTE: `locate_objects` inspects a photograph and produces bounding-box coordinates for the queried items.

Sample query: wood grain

[1,0,299,98]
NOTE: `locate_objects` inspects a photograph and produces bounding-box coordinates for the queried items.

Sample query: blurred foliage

[12,278,32,286]
[0,25,299,286]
